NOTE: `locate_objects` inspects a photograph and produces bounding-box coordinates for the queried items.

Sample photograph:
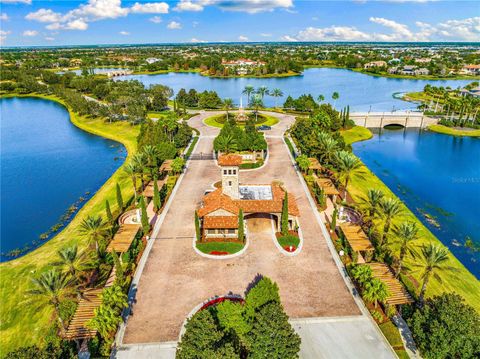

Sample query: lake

[353,128,480,278]
[0,97,126,261]
[117,68,471,111]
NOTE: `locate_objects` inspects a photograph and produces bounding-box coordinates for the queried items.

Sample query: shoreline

[343,126,480,312]
[0,93,139,354]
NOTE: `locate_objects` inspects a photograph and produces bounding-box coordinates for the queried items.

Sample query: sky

[0,0,479,47]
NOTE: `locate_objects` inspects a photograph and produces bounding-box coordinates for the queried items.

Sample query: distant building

[364,61,387,69]
[415,68,430,76]
[145,57,161,64]
[415,58,432,64]
[461,65,480,75]
[222,58,266,67]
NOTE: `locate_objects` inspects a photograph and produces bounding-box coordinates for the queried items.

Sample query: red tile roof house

[197,154,299,241]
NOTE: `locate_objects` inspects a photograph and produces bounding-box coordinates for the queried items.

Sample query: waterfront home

[197,154,299,240]
[146,57,161,64]
[364,61,387,69]
[415,58,432,64]
[461,64,480,75]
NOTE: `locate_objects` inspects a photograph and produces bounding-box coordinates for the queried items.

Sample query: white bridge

[106,69,133,78]
[350,112,437,128]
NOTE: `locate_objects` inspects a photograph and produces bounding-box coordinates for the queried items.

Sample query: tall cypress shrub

[238,209,244,243]
[105,200,113,224]
[153,177,161,212]
[116,183,124,210]
[281,192,289,235]
[139,196,150,233]
[194,211,201,242]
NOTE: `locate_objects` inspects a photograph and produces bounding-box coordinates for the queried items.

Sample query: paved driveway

[118,111,394,359]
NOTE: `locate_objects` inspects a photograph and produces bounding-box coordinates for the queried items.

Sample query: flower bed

[196,241,244,255]
[199,296,244,311]
[276,232,300,252]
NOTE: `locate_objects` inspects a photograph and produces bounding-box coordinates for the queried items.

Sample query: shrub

[370,309,383,323]
[277,234,300,248]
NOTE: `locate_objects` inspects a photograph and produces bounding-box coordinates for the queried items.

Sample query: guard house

[198,154,299,240]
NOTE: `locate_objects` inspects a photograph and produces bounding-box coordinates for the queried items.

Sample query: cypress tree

[116,183,124,210]
[105,199,113,224]
[194,210,201,242]
[111,250,125,288]
[331,207,338,230]
[238,209,244,243]
[281,192,289,235]
[139,195,150,233]
[153,177,161,212]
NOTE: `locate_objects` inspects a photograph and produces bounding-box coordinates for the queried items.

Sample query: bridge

[350,112,437,129]
[106,69,133,78]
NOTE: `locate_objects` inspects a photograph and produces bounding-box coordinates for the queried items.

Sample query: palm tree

[270,88,283,108]
[250,94,263,122]
[317,94,325,104]
[362,277,389,308]
[123,162,139,201]
[242,85,254,105]
[142,145,159,179]
[256,85,269,100]
[393,221,418,278]
[216,134,237,154]
[411,244,454,306]
[132,152,147,190]
[27,270,74,333]
[335,151,362,199]
[366,188,384,218]
[55,245,87,280]
[332,92,339,109]
[378,197,403,246]
[317,132,338,165]
[223,98,234,120]
[79,215,108,250]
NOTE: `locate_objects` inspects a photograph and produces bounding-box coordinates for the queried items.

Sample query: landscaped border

[203,113,279,129]
[269,217,304,257]
[427,124,480,137]
[192,234,250,260]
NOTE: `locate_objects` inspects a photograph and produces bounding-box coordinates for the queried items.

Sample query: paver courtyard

[123,112,360,344]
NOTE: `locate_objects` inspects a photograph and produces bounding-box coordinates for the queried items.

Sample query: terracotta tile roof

[218,154,242,166]
[203,216,239,229]
[198,183,299,218]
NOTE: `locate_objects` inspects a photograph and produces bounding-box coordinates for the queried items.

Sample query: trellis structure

[107,223,141,253]
[63,289,103,340]
[366,262,414,305]
[339,223,374,263]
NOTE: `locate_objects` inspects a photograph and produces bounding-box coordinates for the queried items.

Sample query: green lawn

[196,242,244,254]
[0,94,139,355]
[204,113,279,128]
[427,124,480,137]
[379,321,409,359]
[341,129,480,313]
[341,126,373,145]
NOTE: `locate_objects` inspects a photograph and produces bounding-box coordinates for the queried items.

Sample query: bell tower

[218,155,242,199]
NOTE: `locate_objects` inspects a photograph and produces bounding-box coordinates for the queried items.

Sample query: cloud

[0,13,9,21]
[149,16,162,23]
[238,35,248,41]
[25,0,168,33]
[174,0,293,14]
[167,21,182,29]
[45,36,55,41]
[130,2,169,14]
[119,30,130,35]
[22,29,38,36]
[25,9,62,23]
[190,37,206,43]
[260,33,272,37]
[0,0,32,4]
[0,30,11,44]
[283,16,480,42]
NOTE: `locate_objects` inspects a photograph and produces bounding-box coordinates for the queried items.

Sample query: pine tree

[281,192,289,235]
[139,195,150,233]
[116,183,124,210]
[153,177,161,212]
[238,209,245,243]
[194,211,201,242]
[105,200,113,224]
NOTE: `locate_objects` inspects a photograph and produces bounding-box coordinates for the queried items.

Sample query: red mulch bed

[200,296,244,311]
[283,245,297,252]
[275,230,299,238]
[209,251,229,255]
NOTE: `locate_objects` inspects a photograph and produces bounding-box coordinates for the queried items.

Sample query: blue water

[117,68,470,111]
[353,128,480,278]
[0,97,126,261]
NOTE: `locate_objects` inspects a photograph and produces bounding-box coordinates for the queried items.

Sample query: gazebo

[315,177,340,202]
[365,263,414,306]
[107,223,141,253]
[339,223,374,263]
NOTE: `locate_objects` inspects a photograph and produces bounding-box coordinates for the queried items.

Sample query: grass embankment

[341,126,373,145]
[341,126,480,313]
[379,321,409,359]
[204,113,279,129]
[201,70,301,78]
[196,242,244,254]
[427,124,480,137]
[0,93,139,355]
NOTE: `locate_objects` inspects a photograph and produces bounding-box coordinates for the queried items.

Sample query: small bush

[277,234,300,248]
[370,309,383,323]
